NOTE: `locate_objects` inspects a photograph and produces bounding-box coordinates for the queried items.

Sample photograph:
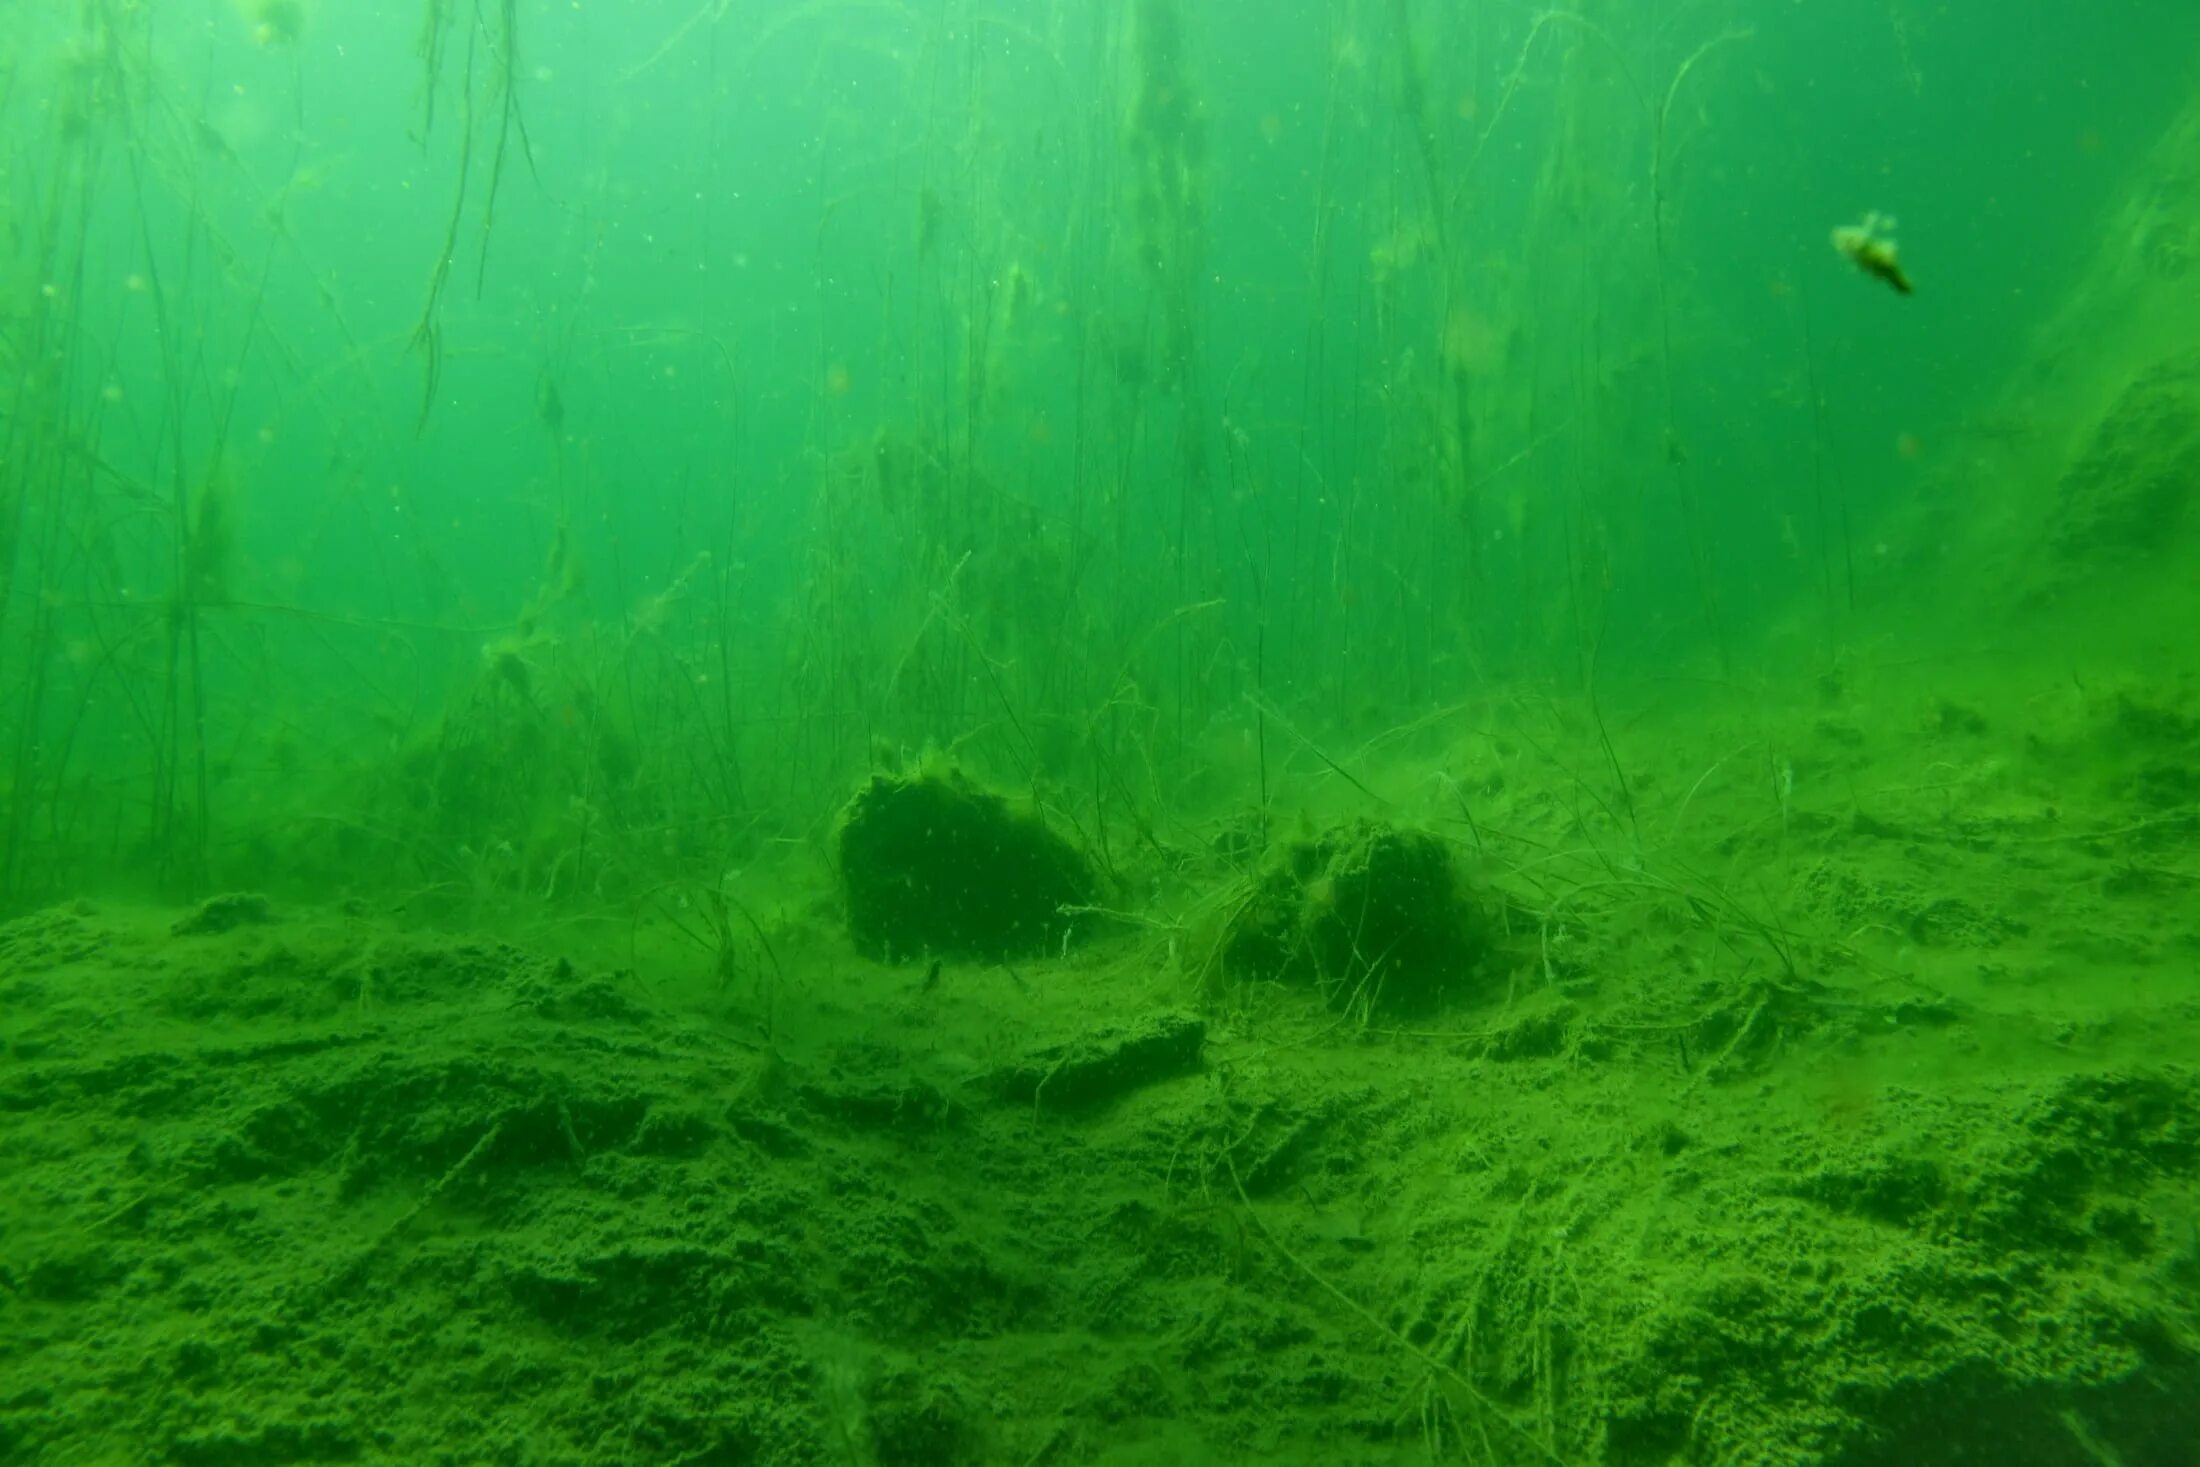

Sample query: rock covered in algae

[1216,820,1492,1017]
[835,769,1095,964]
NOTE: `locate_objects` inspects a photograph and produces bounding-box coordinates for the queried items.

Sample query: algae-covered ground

[4,670,2198,1466]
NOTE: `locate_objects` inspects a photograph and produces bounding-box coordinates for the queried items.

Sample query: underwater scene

[4,1,2199,1462]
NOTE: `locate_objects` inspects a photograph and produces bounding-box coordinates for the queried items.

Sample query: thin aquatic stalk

[410,7,483,427]
[473,0,538,295]
[1647,30,1753,673]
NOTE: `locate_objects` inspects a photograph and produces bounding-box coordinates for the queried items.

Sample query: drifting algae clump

[1212,820,1494,1019]
[836,767,1096,964]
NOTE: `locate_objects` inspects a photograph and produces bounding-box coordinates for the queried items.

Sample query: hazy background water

[2,0,2195,901]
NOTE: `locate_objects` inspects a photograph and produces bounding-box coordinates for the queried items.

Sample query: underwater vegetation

[1,1,2198,1463]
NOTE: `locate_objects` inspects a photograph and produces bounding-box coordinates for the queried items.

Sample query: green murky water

[4,3,2198,1462]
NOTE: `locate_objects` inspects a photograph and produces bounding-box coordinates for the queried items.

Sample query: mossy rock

[1216,820,1491,1017]
[836,769,1094,963]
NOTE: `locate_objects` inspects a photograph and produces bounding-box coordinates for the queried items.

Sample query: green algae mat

[5,683,2198,1466]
